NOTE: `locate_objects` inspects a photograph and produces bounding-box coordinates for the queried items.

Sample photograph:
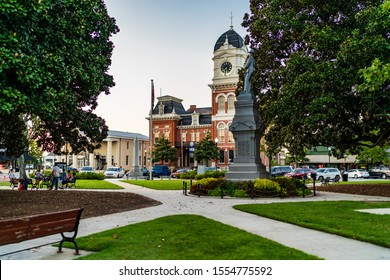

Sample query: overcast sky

[95,0,250,136]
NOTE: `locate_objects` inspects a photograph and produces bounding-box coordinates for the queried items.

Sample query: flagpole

[149,79,154,180]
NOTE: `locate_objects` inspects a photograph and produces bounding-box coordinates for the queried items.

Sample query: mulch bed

[314,183,390,197]
[0,190,162,220]
[1,183,389,221]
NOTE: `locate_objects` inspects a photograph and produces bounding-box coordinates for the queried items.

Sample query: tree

[0,0,119,157]
[242,0,389,156]
[153,136,178,164]
[356,143,390,165]
[194,133,220,166]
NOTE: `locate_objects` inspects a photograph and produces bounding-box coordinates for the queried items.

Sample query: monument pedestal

[225,94,268,181]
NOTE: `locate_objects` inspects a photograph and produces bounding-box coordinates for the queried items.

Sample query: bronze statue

[243,55,255,95]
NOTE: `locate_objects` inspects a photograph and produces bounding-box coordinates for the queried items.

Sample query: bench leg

[58,233,80,255]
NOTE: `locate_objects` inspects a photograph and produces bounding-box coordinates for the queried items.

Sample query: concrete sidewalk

[1,180,390,260]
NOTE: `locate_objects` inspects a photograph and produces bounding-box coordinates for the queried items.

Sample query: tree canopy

[152,136,178,164]
[194,133,220,166]
[0,0,119,156]
[243,0,389,157]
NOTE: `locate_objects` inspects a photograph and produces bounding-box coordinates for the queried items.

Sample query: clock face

[221,61,232,74]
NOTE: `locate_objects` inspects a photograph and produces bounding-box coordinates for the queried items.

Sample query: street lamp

[225,148,228,164]
[328,146,332,166]
[180,126,183,168]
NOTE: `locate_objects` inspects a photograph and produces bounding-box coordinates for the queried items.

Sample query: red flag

[151,79,155,109]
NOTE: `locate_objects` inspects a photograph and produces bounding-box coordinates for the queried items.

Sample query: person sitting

[34,169,42,188]
[61,170,72,189]
[67,171,77,188]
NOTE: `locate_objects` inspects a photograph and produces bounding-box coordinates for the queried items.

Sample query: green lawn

[73,214,321,260]
[234,201,390,248]
[0,180,122,189]
[121,179,187,190]
[75,180,123,190]
[337,180,390,185]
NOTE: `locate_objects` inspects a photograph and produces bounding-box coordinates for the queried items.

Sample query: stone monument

[225,55,268,181]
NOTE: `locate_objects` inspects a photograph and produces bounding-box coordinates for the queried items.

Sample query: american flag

[151,79,155,109]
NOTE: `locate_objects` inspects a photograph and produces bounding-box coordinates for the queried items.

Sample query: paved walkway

[1,180,390,260]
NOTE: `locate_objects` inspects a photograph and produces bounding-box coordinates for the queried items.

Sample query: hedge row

[189,177,310,198]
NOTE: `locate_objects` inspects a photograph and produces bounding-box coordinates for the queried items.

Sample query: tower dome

[214,27,245,52]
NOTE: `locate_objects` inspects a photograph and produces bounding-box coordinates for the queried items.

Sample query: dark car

[369,166,390,179]
[152,165,171,177]
[271,166,293,177]
[285,168,314,179]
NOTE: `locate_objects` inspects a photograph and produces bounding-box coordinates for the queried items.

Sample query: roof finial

[230,12,234,29]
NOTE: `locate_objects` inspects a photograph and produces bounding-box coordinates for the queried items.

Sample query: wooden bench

[0,208,84,255]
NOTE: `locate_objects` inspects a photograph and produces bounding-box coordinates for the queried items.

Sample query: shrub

[179,170,197,179]
[208,187,224,196]
[198,177,225,190]
[253,178,281,192]
[272,177,297,197]
[232,189,249,198]
[76,172,105,180]
[190,177,225,194]
[249,178,281,197]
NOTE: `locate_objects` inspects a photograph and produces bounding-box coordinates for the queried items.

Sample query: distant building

[50,130,148,172]
[148,25,249,168]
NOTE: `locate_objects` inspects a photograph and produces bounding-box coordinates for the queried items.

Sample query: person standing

[51,165,61,190]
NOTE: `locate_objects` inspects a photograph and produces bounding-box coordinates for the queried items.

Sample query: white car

[347,169,369,179]
[314,168,341,182]
[104,167,125,178]
[79,166,95,173]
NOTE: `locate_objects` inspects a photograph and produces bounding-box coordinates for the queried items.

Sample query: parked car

[271,166,293,177]
[285,168,314,179]
[205,166,221,172]
[79,166,95,173]
[152,165,171,177]
[369,166,390,179]
[171,169,189,178]
[314,168,341,182]
[104,167,125,178]
[347,169,369,179]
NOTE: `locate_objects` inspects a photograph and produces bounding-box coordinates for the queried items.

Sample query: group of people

[34,165,76,190]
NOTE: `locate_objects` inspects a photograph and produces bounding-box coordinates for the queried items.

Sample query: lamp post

[225,148,228,164]
[180,126,183,168]
[328,146,331,167]
[214,137,219,166]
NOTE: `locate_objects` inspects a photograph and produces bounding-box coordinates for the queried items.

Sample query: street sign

[189,141,195,156]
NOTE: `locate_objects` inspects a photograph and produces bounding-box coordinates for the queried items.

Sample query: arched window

[227,95,235,111]
[217,96,225,113]
[217,123,225,143]
[227,123,234,143]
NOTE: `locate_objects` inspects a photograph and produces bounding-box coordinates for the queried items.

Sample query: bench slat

[0,208,83,251]
[0,218,30,245]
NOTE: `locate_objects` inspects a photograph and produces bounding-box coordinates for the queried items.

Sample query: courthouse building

[148,25,250,169]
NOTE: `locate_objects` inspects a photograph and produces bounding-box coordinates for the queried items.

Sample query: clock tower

[209,25,248,166]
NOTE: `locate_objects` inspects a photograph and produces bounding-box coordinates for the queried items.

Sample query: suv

[271,166,293,177]
[369,166,390,179]
[314,168,341,182]
[152,165,171,177]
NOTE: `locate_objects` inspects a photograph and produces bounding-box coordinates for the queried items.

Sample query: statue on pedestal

[225,54,268,181]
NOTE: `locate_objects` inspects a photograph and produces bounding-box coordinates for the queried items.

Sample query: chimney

[189,105,196,112]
